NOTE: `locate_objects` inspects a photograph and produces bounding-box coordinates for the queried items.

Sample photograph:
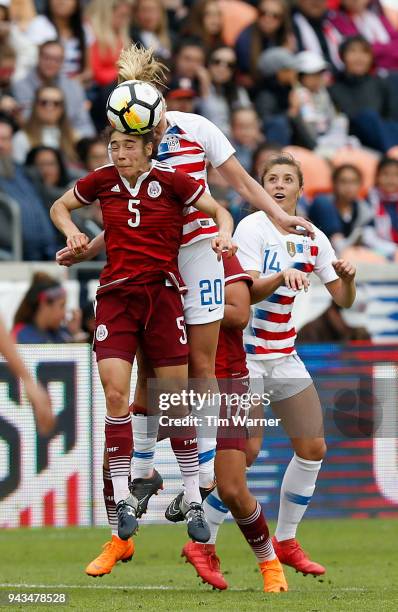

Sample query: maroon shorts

[216,376,250,453]
[94,281,188,368]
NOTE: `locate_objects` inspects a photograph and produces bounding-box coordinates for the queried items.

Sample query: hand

[66,308,83,336]
[333,259,356,282]
[211,235,237,260]
[283,268,310,292]
[66,231,89,255]
[275,209,315,240]
[24,378,55,436]
[56,246,85,267]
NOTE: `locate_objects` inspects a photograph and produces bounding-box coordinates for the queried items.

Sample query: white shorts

[248,354,312,402]
[178,238,224,325]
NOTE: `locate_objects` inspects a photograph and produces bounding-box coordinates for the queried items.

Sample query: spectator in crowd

[87,0,132,88]
[8,0,37,32]
[292,0,343,72]
[131,0,172,60]
[170,37,208,97]
[230,106,264,171]
[295,50,353,156]
[368,156,398,249]
[198,45,251,137]
[255,46,316,148]
[76,135,108,171]
[12,40,95,137]
[0,0,37,80]
[12,272,85,343]
[0,114,58,260]
[182,0,225,54]
[81,300,95,344]
[297,301,370,342]
[251,141,282,181]
[0,42,16,98]
[13,85,79,165]
[309,164,398,261]
[235,0,293,86]
[25,145,76,210]
[165,77,197,113]
[26,0,91,81]
[329,36,398,152]
[330,0,398,71]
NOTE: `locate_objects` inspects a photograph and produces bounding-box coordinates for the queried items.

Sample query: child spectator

[295,50,354,157]
[368,156,398,251]
[309,163,398,261]
[329,36,398,152]
[230,107,264,171]
[165,77,197,113]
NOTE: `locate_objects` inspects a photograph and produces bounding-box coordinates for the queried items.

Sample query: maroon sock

[236,502,275,562]
[170,427,200,504]
[105,414,132,503]
[103,467,117,533]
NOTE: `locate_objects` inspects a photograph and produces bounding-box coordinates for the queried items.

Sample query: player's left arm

[325,260,356,308]
[50,188,89,255]
[194,192,236,259]
[223,280,251,329]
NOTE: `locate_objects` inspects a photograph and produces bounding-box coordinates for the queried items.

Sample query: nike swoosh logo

[208,307,218,312]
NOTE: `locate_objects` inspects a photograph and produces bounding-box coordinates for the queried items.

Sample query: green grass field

[0,520,397,611]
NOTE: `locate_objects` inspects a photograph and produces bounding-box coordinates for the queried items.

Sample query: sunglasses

[38,99,63,107]
[210,58,236,69]
[259,9,283,19]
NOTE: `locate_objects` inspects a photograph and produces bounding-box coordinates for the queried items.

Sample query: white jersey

[158,111,235,246]
[234,212,339,360]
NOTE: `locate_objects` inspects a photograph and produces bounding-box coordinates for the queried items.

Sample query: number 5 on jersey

[128,199,140,227]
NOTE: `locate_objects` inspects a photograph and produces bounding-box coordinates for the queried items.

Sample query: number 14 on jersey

[263,249,281,273]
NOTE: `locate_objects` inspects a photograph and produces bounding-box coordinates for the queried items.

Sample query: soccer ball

[106,80,163,135]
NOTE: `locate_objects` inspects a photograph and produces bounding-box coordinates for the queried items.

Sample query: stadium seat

[283,146,332,197]
[331,148,379,195]
[218,0,257,46]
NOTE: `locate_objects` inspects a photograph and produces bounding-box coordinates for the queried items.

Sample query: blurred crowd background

[0,0,398,265]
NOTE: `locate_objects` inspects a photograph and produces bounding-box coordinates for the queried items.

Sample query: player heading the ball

[50,126,236,544]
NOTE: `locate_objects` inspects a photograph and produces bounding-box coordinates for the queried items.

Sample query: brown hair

[182,0,224,52]
[132,0,171,55]
[249,0,291,79]
[261,153,304,188]
[25,86,77,162]
[13,272,64,326]
[332,164,363,184]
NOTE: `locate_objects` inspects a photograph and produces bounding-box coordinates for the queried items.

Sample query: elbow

[236,314,250,330]
[49,199,60,222]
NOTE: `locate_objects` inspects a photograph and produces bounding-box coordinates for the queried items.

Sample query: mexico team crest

[147,181,162,198]
[96,324,108,341]
[286,241,296,257]
[165,134,180,152]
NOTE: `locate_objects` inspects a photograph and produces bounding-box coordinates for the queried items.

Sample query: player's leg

[85,449,134,577]
[269,356,326,575]
[98,357,138,540]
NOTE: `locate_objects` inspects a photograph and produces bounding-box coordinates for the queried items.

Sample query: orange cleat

[181,541,228,590]
[259,557,288,592]
[272,536,325,576]
[85,535,134,577]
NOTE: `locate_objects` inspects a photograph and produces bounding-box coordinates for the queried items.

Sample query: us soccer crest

[165,134,180,152]
[147,180,162,198]
[286,241,296,257]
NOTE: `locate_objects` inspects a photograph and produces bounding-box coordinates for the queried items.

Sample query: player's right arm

[0,317,54,436]
[50,188,89,255]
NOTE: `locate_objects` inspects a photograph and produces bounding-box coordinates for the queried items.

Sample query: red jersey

[74,161,204,291]
[215,253,253,379]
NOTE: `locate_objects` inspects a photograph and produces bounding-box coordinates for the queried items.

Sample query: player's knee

[188,351,214,378]
[299,439,327,461]
[105,388,128,415]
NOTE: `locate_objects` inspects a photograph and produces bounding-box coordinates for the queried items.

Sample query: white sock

[112,475,130,505]
[193,391,219,489]
[132,413,159,479]
[202,487,229,544]
[170,436,201,504]
[275,453,322,542]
